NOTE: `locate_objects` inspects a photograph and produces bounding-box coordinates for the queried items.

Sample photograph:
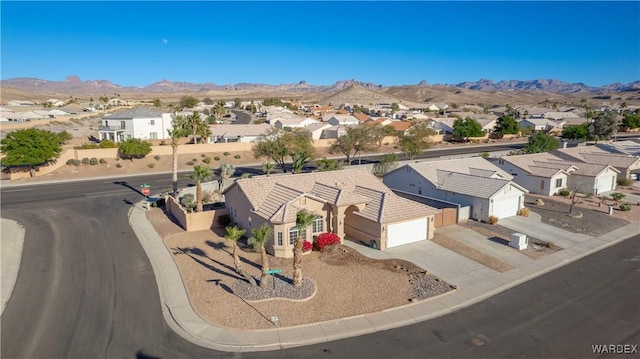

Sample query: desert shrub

[202,190,215,203]
[585,193,593,199]
[315,232,341,251]
[518,207,530,217]
[154,155,161,161]
[480,152,489,158]
[99,158,107,164]
[75,143,99,149]
[186,161,194,166]
[610,192,626,202]
[619,203,632,211]
[115,163,123,168]
[69,159,81,166]
[303,241,313,252]
[201,153,206,158]
[203,156,212,164]
[148,163,156,168]
[223,152,231,156]
[81,158,90,165]
[99,139,117,148]
[179,193,196,212]
[66,159,75,165]
[557,188,570,197]
[617,177,632,186]
[234,154,241,159]
[488,215,499,225]
[214,156,220,161]
[116,157,120,161]
[217,214,231,227]
[192,158,198,162]
[89,158,98,165]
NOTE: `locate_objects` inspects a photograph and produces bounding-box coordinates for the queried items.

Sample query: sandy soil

[146,208,454,329]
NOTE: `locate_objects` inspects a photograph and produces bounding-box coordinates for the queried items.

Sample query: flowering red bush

[315,232,341,251]
[302,240,313,252]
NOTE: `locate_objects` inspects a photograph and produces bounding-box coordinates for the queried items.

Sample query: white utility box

[509,233,528,250]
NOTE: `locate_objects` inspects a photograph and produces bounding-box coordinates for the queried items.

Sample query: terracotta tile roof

[353,113,371,122]
[389,121,412,132]
[230,168,438,224]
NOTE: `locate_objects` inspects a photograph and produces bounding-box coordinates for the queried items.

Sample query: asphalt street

[1,160,638,358]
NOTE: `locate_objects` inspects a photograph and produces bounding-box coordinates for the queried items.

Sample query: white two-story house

[99,108,173,142]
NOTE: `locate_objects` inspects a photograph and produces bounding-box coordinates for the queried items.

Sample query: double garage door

[491,196,521,219]
[386,218,428,248]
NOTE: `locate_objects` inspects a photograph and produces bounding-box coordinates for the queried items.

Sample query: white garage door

[492,196,520,219]
[387,218,428,248]
[596,176,615,195]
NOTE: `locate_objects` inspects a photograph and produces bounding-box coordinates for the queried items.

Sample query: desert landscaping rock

[232,277,316,302]
[408,273,454,301]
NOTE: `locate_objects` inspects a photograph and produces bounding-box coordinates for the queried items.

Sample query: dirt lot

[145,207,454,329]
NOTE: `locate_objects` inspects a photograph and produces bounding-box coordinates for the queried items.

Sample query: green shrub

[89,158,98,165]
[192,158,198,162]
[148,163,156,168]
[617,177,632,186]
[214,156,220,161]
[234,154,241,159]
[223,152,231,156]
[99,139,117,148]
[99,158,107,164]
[186,161,194,166]
[81,158,90,165]
[217,214,231,226]
[66,159,76,165]
[154,155,161,161]
[70,159,81,166]
[201,153,206,158]
[557,188,571,197]
[619,203,632,211]
[610,192,626,202]
[203,156,212,164]
[116,157,120,161]
[179,193,196,212]
[115,163,123,168]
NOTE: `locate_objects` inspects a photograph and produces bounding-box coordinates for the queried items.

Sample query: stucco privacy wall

[166,195,229,231]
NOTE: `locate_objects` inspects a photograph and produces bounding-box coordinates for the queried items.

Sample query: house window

[119,134,125,141]
[540,180,545,190]
[289,226,299,245]
[555,178,563,188]
[127,134,132,139]
[120,121,126,129]
[149,132,158,139]
[150,120,155,125]
[312,216,323,234]
[277,232,283,246]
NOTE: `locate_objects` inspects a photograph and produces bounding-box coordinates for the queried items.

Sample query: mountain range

[1,75,638,95]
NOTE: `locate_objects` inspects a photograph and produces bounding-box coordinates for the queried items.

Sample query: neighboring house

[320,124,349,139]
[304,122,333,140]
[552,147,640,180]
[429,118,457,134]
[99,108,173,142]
[494,152,619,195]
[353,112,371,123]
[597,140,640,157]
[384,157,527,221]
[544,111,581,121]
[210,123,272,143]
[7,100,34,106]
[273,115,318,130]
[518,118,557,132]
[363,117,394,127]
[326,114,360,126]
[388,121,413,135]
[223,168,439,258]
[475,118,497,134]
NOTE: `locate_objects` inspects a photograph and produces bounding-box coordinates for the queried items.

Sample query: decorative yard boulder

[535,198,545,206]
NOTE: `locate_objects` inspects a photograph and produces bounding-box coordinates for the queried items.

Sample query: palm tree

[217,162,235,192]
[292,151,311,174]
[187,165,212,212]
[225,225,246,273]
[262,162,274,177]
[169,115,187,197]
[250,224,273,288]
[293,209,316,287]
[185,111,203,144]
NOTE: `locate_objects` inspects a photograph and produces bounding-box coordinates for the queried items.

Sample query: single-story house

[384,157,528,221]
[596,141,640,157]
[273,115,318,130]
[388,121,413,135]
[353,112,371,123]
[552,147,640,180]
[305,122,334,140]
[209,123,272,143]
[326,114,360,126]
[518,118,557,132]
[494,152,619,195]
[363,117,394,127]
[429,118,456,134]
[223,168,439,258]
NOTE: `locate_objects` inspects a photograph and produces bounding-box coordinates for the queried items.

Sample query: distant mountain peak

[418,80,428,86]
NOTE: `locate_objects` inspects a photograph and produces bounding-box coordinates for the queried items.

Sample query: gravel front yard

[146,207,454,329]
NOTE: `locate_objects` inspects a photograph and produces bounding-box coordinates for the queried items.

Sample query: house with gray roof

[383,157,528,221]
[494,152,619,195]
[223,168,439,258]
[209,123,272,143]
[553,146,640,180]
[99,107,173,142]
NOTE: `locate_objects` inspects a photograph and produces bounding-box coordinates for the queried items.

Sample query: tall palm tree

[292,151,311,174]
[293,209,316,287]
[225,225,246,273]
[250,223,273,288]
[187,165,212,212]
[262,162,274,177]
[217,162,235,192]
[185,111,203,144]
[169,115,187,197]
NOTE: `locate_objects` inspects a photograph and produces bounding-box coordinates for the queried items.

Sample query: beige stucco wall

[344,211,382,247]
[166,195,228,231]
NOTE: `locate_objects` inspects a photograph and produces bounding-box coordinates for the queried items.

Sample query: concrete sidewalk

[1,218,25,316]
[128,201,640,352]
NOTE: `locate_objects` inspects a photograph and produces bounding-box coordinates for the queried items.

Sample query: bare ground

[146,207,454,330]
[430,233,514,272]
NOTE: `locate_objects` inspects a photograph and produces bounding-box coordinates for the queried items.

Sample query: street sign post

[265,268,282,324]
[140,183,151,197]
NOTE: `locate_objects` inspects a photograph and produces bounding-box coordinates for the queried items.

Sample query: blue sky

[1,1,639,87]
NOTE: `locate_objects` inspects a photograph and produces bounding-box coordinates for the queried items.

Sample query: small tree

[0,128,64,177]
[292,151,311,174]
[217,162,235,191]
[316,158,343,172]
[453,117,484,141]
[622,113,640,129]
[561,124,588,141]
[56,130,73,145]
[248,224,273,288]
[262,162,274,176]
[293,209,316,287]
[397,122,436,160]
[329,126,374,164]
[370,124,397,147]
[524,133,558,154]
[179,95,199,109]
[494,115,519,135]
[169,115,188,197]
[118,138,152,161]
[588,111,617,143]
[188,165,212,212]
[225,226,246,273]
[372,153,398,177]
